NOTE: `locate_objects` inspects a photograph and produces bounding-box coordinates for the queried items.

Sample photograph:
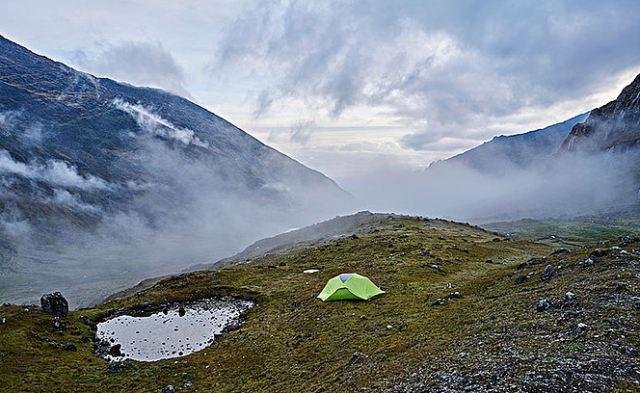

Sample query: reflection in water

[95,298,254,361]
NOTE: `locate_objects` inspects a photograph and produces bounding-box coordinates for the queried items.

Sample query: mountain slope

[0,35,349,306]
[431,112,589,174]
[562,72,640,152]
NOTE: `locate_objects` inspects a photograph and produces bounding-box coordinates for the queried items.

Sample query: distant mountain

[430,112,589,174]
[0,35,349,306]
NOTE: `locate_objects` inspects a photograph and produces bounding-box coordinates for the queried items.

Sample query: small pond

[95,298,254,361]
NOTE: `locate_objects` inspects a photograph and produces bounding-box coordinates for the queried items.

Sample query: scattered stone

[492,238,501,242]
[583,258,594,266]
[565,292,576,300]
[62,342,77,351]
[51,317,66,330]
[540,265,557,281]
[514,275,527,285]
[351,234,359,239]
[537,299,551,312]
[516,263,528,270]
[178,307,186,317]
[485,259,493,264]
[349,351,369,365]
[303,269,319,274]
[386,325,393,330]
[40,292,69,317]
[623,346,635,356]
[278,262,287,267]
[161,385,176,393]
[183,381,193,388]
[429,264,442,272]
[574,323,588,335]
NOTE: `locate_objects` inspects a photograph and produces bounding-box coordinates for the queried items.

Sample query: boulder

[540,265,557,281]
[40,292,69,317]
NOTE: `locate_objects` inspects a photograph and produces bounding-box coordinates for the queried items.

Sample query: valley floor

[1,214,639,392]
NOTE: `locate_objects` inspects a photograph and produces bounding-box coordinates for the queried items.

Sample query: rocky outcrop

[40,292,69,317]
[562,73,640,152]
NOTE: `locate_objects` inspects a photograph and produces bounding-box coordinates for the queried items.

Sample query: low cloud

[0,149,111,190]
[113,98,209,148]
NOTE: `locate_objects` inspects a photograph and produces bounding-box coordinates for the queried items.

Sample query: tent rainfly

[317,273,385,301]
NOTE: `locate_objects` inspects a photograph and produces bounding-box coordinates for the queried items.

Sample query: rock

[514,275,527,285]
[51,317,66,330]
[178,307,186,317]
[485,259,493,264]
[351,234,359,239]
[428,299,445,307]
[565,292,575,300]
[386,325,393,330]
[40,292,69,317]
[348,351,369,365]
[443,292,462,300]
[540,265,557,281]
[429,264,442,272]
[589,249,607,258]
[108,361,131,373]
[551,248,571,255]
[574,323,588,335]
[161,385,176,393]
[616,284,628,291]
[62,342,77,351]
[537,299,551,312]
[278,262,286,267]
[109,344,123,357]
[492,238,501,242]
[516,263,528,270]
[583,258,594,266]
[623,346,635,356]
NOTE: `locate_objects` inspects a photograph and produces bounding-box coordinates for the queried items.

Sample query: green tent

[317,273,385,301]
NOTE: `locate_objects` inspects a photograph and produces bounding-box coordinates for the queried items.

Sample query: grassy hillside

[1,214,639,392]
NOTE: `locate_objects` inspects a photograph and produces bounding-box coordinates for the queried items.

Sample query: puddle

[95,298,254,361]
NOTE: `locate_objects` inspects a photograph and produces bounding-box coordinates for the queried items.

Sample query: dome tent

[317,273,385,301]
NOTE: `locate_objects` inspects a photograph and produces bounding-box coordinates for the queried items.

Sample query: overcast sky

[1,0,640,189]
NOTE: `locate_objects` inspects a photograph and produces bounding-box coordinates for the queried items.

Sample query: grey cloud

[214,0,640,151]
[75,41,191,98]
[289,120,316,145]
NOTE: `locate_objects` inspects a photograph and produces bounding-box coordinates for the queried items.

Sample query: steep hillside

[1,213,638,392]
[562,73,640,152]
[0,35,349,306]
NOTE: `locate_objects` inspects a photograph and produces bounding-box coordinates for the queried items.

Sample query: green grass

[1,214,639,392]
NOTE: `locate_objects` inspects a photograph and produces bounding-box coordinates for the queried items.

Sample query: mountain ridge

[0,34,349,306]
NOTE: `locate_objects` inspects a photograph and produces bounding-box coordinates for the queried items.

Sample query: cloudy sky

[1,0,640,190]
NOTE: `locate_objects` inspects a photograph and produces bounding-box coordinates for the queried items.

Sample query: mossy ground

[1,214,639,392]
